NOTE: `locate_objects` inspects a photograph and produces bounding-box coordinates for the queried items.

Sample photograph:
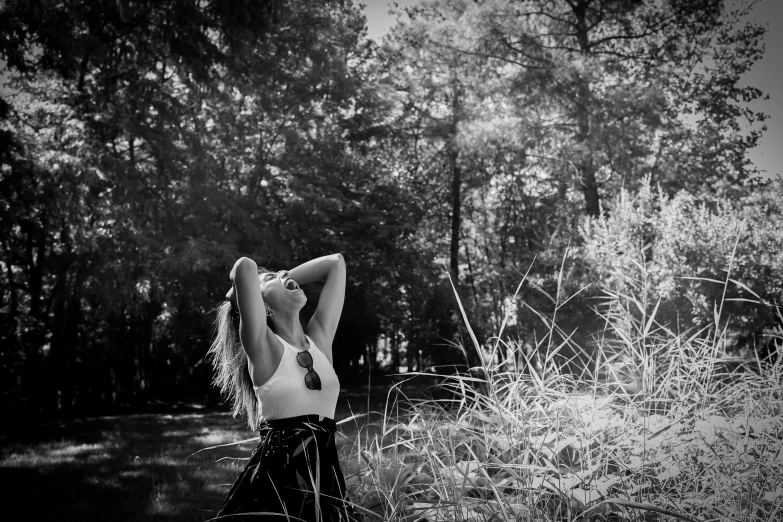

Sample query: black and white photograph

[1,0,782,520]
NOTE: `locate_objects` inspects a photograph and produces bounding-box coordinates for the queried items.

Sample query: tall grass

[342,254,783,522]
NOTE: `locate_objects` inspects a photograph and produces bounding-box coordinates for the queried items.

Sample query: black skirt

[215,415,363,521]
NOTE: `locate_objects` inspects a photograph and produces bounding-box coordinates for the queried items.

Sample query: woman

[208,253,362,521]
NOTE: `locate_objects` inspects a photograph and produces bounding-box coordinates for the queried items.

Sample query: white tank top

[253,333,340,421]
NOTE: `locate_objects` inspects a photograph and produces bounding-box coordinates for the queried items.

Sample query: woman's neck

[271,315,307,348]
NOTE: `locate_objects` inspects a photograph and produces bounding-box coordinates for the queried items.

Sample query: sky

[362,0,783,180]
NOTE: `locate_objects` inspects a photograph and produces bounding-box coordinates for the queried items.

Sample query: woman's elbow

[231,257,258,280]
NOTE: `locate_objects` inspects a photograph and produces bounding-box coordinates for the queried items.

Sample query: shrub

[579,178,783,356]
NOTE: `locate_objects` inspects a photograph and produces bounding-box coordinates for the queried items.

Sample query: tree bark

[450,147,462,280]
[572,0,601,218]
[449,87,462,280]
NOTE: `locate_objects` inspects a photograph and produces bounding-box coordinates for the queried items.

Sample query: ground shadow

[0,378,441,521]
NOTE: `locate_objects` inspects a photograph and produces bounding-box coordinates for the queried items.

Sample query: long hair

[208,300,260,430]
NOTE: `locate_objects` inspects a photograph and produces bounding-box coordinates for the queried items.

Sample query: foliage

[0,0,774,416]
[375,0,769,368]
[344,264,783,522]
[0,0,422,414]
[580,178,783,352]
[469,0,767,210]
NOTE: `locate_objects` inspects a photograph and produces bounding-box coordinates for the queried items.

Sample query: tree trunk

[22,217,48,412]
[572,0,601,218]
[449,84,463,281]
[141,300,159,399]
[407,343,417,372]
[577,155,600,218]
[449,147,461,281]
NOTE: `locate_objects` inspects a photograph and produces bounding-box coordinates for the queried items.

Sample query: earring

[265,305,275,317]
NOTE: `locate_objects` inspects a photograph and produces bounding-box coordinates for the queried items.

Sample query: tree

[378,0,534,364]
[375,0,767,369]
[0,0,421,412]
[473,0,767,213]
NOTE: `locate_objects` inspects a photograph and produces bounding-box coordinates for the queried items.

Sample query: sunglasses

[296,349,322,391]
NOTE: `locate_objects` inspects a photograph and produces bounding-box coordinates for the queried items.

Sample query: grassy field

[334,272,783,522]
[5,345,780,522]
[3,273,783,521]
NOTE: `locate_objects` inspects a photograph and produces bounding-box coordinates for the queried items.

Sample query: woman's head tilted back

[257,268,307,319]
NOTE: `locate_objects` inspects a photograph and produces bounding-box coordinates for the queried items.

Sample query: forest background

[1,0,781,420]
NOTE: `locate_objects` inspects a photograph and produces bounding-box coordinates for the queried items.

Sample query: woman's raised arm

[288,253,346,354]
[228,257,268,355]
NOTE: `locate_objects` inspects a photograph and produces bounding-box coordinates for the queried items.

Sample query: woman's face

[259,270,306,312]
